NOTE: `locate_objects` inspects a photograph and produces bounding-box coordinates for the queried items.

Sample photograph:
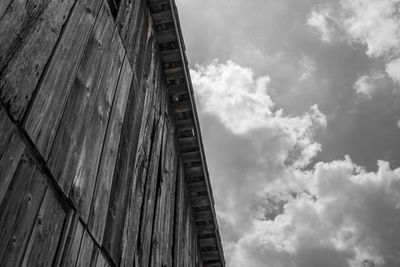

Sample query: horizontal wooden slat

[172,101,191,113]
[152,10,173,25]
[182,151,200,163]
[168,84,187,96]
[164,66,183,74]
[201,251,220,261]
[190,196,209,208]
[156,29,176,43]
[160,49,181,62]
[199,238,217,247]
[194,210,213,221]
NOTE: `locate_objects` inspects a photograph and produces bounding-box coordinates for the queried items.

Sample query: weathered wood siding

[0,0,205,266]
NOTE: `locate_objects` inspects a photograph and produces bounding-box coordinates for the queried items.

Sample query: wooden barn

[0,0,225,266]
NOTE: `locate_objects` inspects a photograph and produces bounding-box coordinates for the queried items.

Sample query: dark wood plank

[21,188,66,266]
[69,25,125,223]
[0,106,25,205]
[95,252,110,267]
[0,151,37,262]
[106,18,156,264]
[173,159,185,267]
[135,102,166,267]
[24,0,103,159]
[75,230,94,267]
[0,0,12,20]
[0,169,47,266]
[88,43,132,243]
[47,4,114,195]
[0,0,51,72]
[60,218,84,267]
[0,0,75,121]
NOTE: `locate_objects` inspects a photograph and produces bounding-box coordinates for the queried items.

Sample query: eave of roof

[146,0,225,266]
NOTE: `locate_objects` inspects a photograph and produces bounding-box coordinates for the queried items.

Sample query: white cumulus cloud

[386,58,400,84]
[191,60,400,267]
[306,4,338,42]
[353,72,386,98]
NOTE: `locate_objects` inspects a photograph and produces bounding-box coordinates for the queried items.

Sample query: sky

[176,0,400,266]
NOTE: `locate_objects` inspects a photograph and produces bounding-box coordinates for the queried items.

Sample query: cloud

[298,55,317,81]
[306,4,337,42]
[308,0,400,87]
[397,119,400,129]
[341,0,400,58]
[386,58,400,84]
[192,60,400,266]
[353,72,386,98]
[228,158,400,267]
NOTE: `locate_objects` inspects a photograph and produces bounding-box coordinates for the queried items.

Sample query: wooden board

[0,0,75,121]
[88,43,132,243]
[60,218,85,267]
[68,26,126,224]
[47,4,114,195]
[24,0,103,159]
[0,106,25,205]
[104,11,155,264]
[20,188,67,266]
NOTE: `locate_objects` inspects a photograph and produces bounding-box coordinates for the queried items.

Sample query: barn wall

[0,0,203,266]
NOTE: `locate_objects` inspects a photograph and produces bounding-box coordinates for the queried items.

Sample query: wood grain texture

[21,188,66,266]
[0,0,51,72]
[104,8,155,264]
[0,106,25,205]
[75,230,94,267]
[47,4,114,195]
[0,0,75,121]
[68,25,125,224]
[0,169,47,267]
[60,218,84,267]
[24,0,103,159]
[88,40,132,243]
[150,119,178,267]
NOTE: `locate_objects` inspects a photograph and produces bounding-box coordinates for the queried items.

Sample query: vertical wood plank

[88,50,133,242]
[135,107,166,267]
[104,10,154,264]
[0,0,12,20]
[0,105,25,205]
[0,152,36,262]
[0,0,75,121]
[24,0,103,159]
[75,230,94,267]
[60,217,84,267]
[0,169,47,266]
[150,118,178,267]
[69,26,126,224]
[47,4,114,195]
[0,0,51,72]
[21,188,67,266]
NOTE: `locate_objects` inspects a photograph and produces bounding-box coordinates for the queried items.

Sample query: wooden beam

[194,210,213,221]
[164,66,184,75]
[172,101,191,113]
[156,29,176,43]
[182,151,200,163]
[201,251,220,261]
[152,10,173,25]
[160,49,181,62]
[190,196,209,208]
[199,238,217,247]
